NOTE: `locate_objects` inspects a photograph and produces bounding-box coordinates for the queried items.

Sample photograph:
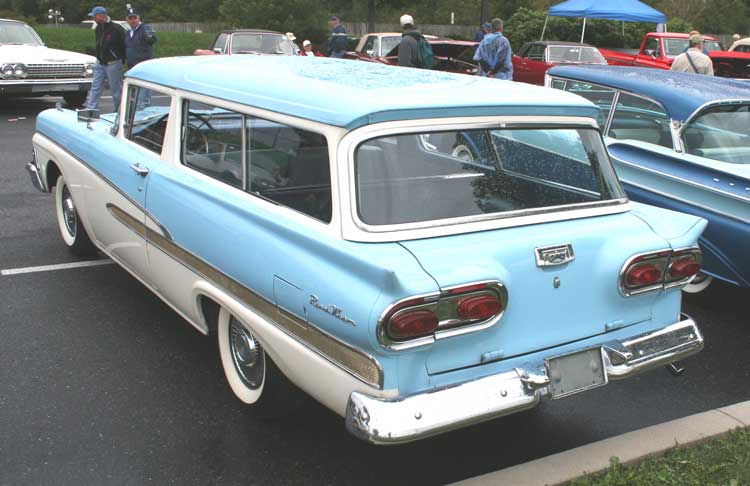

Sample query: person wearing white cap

[301,40,324,57]
[398,14,421,68]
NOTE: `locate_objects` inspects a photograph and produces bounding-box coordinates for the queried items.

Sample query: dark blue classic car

[548,66,750,293]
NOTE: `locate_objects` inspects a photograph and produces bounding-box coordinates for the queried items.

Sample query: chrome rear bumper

[345,314,703,444]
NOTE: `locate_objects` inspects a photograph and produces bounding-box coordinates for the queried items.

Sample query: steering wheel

[186,123,210,154]
[188,112,215,131]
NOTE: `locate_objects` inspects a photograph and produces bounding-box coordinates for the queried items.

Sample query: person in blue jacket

[124,6,157,69]
[473,18,513,80]
[327,16,347,58]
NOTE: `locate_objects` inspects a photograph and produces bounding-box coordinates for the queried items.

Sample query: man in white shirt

[670,34,714,76]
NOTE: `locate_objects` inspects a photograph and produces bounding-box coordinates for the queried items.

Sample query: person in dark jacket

[327,16,347,58]
[474,22,491,42]
[124,6,156,69]
[85,6,126,111]
[398,14,420,68]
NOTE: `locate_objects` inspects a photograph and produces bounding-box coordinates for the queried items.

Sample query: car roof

[220,29,283,35]
[0,18,25,23]
[127,55,599,130]
[548,65,750,121]
[646,32,718,41]
[527,41,596,48]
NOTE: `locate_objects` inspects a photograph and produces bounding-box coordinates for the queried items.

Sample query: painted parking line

[1,259,114,276]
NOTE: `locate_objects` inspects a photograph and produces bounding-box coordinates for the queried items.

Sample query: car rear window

[354,127,625,226]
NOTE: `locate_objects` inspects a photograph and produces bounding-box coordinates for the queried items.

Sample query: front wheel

[217,308,305,417]
[54,175,98,256]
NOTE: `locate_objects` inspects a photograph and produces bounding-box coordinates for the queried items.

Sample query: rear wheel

[63,92,88,108]
[217,308,305,417]
[54,175,97,256]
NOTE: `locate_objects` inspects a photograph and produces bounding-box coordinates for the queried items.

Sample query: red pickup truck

[599,32,750,78]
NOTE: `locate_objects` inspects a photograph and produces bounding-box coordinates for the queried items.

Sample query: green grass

[569,428,750,486]
[35,27,217,58]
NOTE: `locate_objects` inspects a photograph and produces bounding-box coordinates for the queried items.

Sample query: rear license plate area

[546,348,607,399]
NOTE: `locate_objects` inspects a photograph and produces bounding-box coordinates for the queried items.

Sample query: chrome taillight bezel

[619,247,702,297]
[377,280,508,351]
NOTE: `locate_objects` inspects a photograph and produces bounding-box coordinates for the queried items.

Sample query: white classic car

[1,18,96,106]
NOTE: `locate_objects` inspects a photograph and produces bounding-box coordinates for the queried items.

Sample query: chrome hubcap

[61,185,77,237]
[229,317,264,389]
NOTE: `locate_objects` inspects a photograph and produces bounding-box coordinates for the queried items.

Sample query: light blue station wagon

[28,55,706,444]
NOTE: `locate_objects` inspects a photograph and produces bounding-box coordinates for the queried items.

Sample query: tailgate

[399,212,669,375]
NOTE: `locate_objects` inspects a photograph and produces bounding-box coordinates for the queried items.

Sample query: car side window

[124,85,172,155]
[610,93,672,148]
[247,116,332,223]
[213,33,229,53]
[362,35,376,55]
[528,45,545,61]
[183,100,244,189]
[563,81,615,130]
[644,37,660,57]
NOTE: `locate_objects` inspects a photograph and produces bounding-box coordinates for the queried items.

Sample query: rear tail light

[380,281,508,350]
[620,247,701,296]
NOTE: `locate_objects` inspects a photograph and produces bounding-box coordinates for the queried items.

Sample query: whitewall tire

[54,175,97,256]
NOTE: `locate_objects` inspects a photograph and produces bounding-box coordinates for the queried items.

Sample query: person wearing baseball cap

[670,34,714,75]
[397,14,426,68]
[124,6,157,69]
[326,15,348,58]
[85,6,126,111]
[300,40,324,57]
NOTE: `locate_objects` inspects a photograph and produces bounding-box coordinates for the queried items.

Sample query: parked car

[28,55,706,444]
[729,37,750,53]
[347,32,479,75]
[512,41,606,85]
[0,18,96,106]
[599,32,750,79]
[194,29,298,56]
[548,65,750,292]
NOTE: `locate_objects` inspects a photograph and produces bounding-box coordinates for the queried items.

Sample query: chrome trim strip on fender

[107,203,384,388]
[346,314,702,444]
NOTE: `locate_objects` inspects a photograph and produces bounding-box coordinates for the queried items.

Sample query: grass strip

[35,27,217,58]
[569,427,750,486]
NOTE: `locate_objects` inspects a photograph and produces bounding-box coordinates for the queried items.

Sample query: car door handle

[130,163,150,177]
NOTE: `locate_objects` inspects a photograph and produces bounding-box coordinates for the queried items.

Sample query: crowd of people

[82,4,732,111]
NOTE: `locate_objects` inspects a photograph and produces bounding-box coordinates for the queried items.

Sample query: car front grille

[26,64,85,79]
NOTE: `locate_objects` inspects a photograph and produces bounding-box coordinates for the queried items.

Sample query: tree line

[2,0,748,46]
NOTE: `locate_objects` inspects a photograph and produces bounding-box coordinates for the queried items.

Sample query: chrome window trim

[377,281,509,351]
[339,116,630,243]
[677,99,750,146]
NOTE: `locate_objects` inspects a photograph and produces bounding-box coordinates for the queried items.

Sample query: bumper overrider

[26,152,47,193]
[346,314,703,444]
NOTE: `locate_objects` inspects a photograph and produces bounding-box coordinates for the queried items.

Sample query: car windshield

[547,46,605,64]
[230,33,294,55]
[682,104,750,164]
[664,38,722,56]
[380,36,401,56]
[354,127,625,225]
[0,20,42,45]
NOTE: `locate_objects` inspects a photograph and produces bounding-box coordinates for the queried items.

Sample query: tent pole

[581,17,586,43]
[540,15,548,41]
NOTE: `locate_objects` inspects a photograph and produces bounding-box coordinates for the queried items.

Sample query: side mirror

[212,47,223,54]
[77,108,100,129]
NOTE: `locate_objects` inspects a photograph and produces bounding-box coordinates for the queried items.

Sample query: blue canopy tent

[541,0,667,43]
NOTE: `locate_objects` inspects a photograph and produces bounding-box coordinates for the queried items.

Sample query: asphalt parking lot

[1,95,749,486]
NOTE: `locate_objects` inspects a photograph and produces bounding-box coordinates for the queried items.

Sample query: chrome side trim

[346,314,702,444]
[107,203,384,388]
[613,154,750,205]
[622,178,750,225]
